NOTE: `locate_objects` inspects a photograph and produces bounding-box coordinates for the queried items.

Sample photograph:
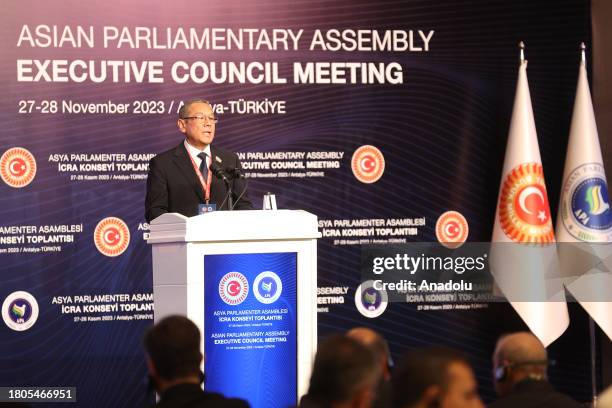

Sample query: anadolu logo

[0,147,37,188]
[435,211,469,248]
[351,145,385,184]
[253,271,282,304]
[499,163,554,243]
[2,291,39,331]
[562,163,612,241]
[219,272,249,306]
[354,280,388,318]
[94,217,130,257]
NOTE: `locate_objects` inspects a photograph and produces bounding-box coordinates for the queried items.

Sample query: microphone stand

[226,168,249,211]
[211,163,233,210]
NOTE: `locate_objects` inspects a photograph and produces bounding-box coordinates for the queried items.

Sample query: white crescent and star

[360,156,375,172]
[519,186,548,222]
[444,222,460,238]
[103,228,120,245]
[227,281,241,296]
[9,159,26,176]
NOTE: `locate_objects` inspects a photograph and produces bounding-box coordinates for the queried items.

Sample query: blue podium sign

[204,252,297,408]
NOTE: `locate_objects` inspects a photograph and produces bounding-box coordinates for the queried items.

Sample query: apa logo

[351,145,385,184]
[0,147,37,188]
[499,163,554,243]
[354,280,388,318]
[2,291,39,331]
[435,211,469,248]
[219,272,249,306]
[94,217,131,257]
[561,163,612,241]
[253,271,282,304]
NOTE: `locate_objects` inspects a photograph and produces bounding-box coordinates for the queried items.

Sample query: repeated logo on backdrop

[354,280,388,318]
[499,163,554,243]
[351,145,385,184]
[435,211,469,248]
[94,217,131,257]
[2,291,39,331]
[0,147,37,188]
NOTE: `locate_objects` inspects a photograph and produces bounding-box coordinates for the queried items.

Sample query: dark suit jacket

[154,383,250,408]
[488,379,584,408]
[145,143,252,222]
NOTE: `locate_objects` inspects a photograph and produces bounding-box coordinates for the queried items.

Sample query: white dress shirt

[184,140,211,175]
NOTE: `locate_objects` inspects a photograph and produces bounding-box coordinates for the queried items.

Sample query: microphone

[211,161,234,210]
[228,167,249,210]
[225,167,245,179]
[210,161,229,182]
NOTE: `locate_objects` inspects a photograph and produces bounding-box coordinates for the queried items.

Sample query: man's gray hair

[178,99,212,119]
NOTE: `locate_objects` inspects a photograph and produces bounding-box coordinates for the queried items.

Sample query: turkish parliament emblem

[499,163,554,243]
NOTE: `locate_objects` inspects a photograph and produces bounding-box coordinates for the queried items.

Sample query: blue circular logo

[9,298,33,323]
[253,271,282,304]
[562,164,612,241]
[2,291,39,331]
[571,178,612,230]
[354,281,388,318]
[361,288,381,310]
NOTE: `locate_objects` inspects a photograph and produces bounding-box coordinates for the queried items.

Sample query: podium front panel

[151,216,318,408]
[204,252,297,407]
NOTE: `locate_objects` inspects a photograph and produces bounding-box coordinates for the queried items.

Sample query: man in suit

[144,315,249,408]
[489,332,582,408]
[145,99,252,223]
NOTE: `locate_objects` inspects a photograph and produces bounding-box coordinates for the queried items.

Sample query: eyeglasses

[180,115,218,123]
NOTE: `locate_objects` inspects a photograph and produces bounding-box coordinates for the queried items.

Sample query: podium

[147,210,320,408]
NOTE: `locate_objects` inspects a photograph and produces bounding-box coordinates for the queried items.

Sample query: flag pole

[580,42,598,408]
[491,38,570,347]
[590,317,598,407]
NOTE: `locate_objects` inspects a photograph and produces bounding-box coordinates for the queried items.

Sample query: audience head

[347,327,392,381]
[393,346,484,408]
[492,331,548,396]
[304,334,381,408]
[144,315,203,392]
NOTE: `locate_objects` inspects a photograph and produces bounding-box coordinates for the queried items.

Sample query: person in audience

[299,335,381,408]
[144,315,249,408]
[392,346,484,408]
[347,327,393,408]
[489,331,582,408]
